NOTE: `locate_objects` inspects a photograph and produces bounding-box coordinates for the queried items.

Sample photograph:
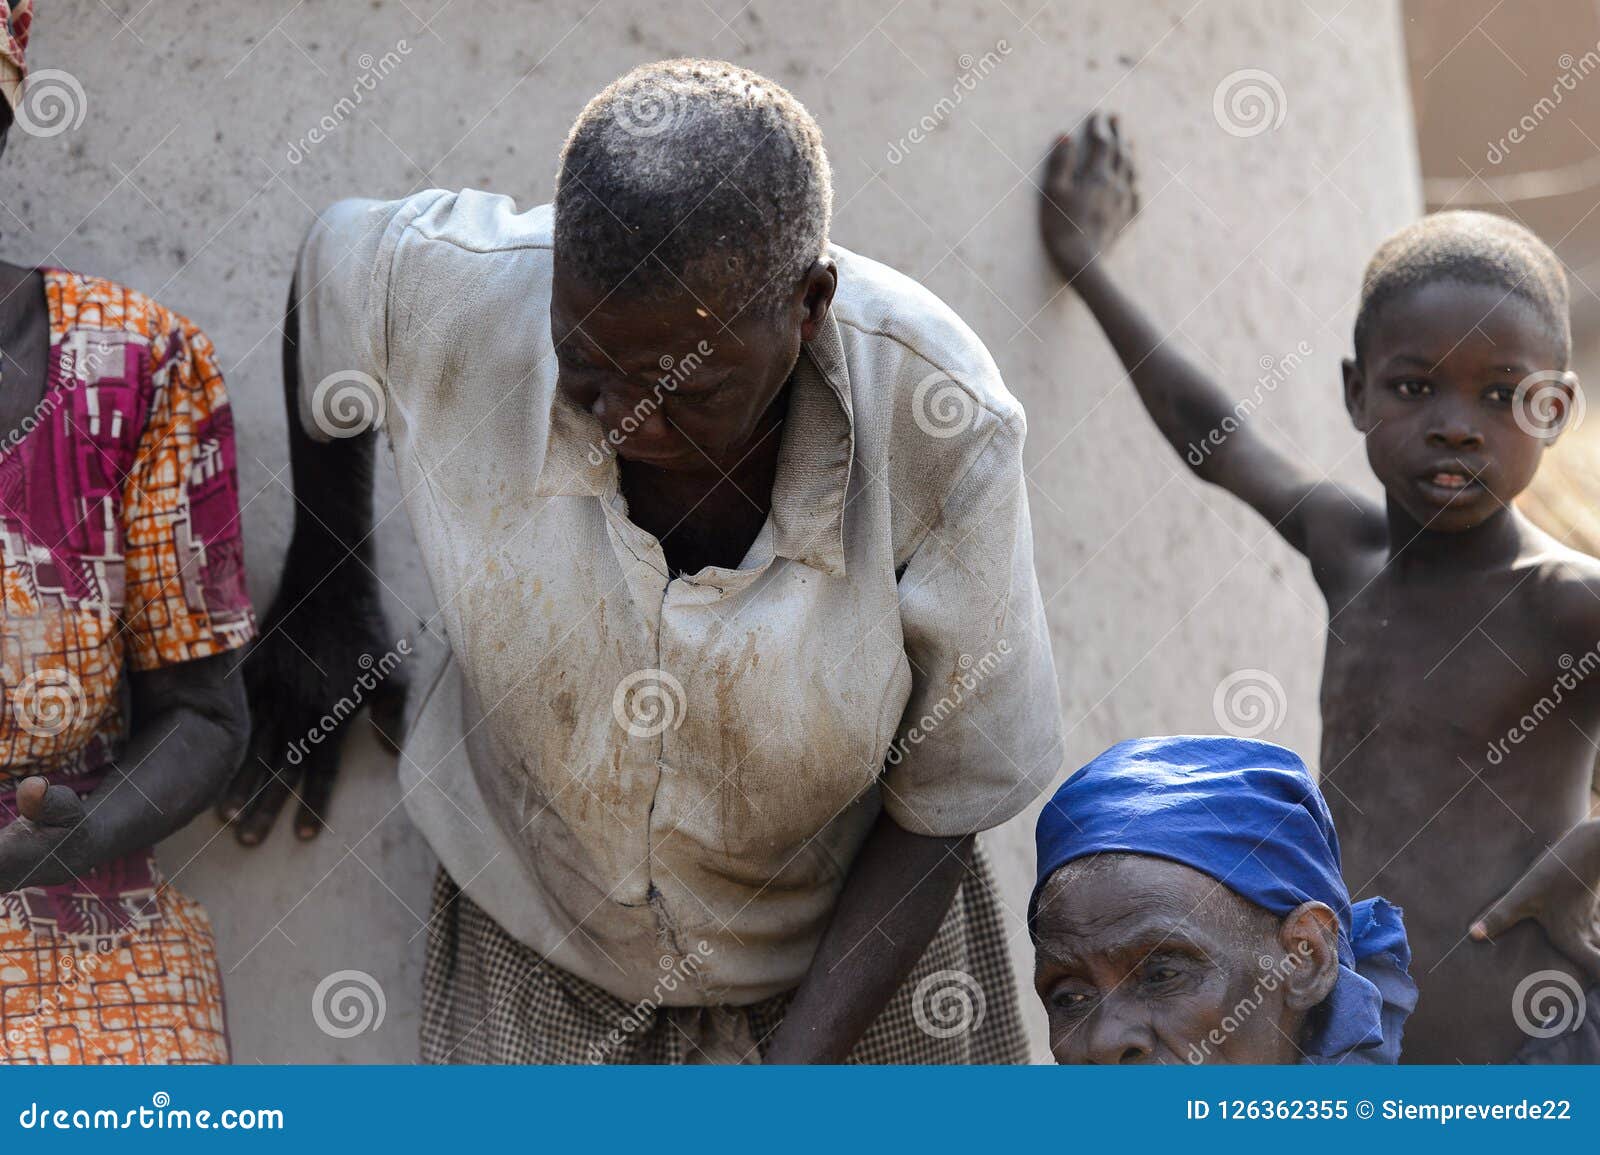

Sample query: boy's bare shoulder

[1515,525,1600,633]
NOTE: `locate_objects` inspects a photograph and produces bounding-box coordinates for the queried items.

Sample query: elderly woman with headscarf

[1031,735,1417,1064]
[0,1,255,1064]
[229,59,1064,1063]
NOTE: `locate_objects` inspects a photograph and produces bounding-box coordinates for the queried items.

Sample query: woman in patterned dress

[0,1,255,1064]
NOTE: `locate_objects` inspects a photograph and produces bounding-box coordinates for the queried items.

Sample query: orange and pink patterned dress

[0,269,255,1064]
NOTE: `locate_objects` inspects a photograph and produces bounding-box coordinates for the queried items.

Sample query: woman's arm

[762,812,974,1063]
[0,654,248,891]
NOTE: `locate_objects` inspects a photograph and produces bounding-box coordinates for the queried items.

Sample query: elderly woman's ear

[1278,901,1342,1012]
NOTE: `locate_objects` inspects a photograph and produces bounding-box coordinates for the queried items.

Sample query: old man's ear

[1278,901,1341,1012]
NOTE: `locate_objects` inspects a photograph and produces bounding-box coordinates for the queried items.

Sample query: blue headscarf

[1030,735,1416,1064]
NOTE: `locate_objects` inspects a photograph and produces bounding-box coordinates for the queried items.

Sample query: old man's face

[549,261,823,474]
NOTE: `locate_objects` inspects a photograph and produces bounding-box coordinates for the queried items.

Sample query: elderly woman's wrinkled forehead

[1033,852,1277,961]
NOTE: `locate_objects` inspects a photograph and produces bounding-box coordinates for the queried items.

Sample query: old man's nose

[592,387,667,438]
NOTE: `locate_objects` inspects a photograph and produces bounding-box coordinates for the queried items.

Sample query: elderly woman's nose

[1085,1003,1156,1064]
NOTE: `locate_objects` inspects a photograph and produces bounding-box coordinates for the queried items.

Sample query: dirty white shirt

[294,190,1063,1005]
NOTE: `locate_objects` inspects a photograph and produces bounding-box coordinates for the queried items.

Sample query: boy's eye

[1485,385,1515,405]
[1393,379,1432,398]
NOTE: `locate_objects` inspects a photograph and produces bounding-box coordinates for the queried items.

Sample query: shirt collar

[534,308,854,578]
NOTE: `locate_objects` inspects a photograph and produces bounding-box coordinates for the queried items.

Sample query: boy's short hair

[1354,210,1570,365]
[554,58,832,318]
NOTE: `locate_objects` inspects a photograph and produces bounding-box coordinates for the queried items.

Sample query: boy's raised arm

[1040,114,1356,558]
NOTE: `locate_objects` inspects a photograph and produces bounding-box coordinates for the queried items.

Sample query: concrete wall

[14,0,1419,1061]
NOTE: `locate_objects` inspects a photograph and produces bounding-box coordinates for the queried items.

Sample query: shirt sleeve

[880,415,1064,837]
[292,195,427,442]
[120,315,257,669]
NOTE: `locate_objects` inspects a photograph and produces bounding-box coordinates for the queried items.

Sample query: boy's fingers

[1553,926,1600,987]
[1043,133,1078,196]
[1079,112,1115,180]
[1470,888,1532,941]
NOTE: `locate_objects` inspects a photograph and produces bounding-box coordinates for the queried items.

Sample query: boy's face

[1344,280,1572,534]
[1032,856,1307,1064]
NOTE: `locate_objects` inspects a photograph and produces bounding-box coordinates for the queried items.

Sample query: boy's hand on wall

[217,580,411,846]
[1039,110,1140,280]
[1472,833,1600,986]
[0,776,93,892]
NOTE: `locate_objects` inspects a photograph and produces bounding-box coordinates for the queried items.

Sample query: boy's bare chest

[1316,572,1597,862]
[1321,578,1562,752]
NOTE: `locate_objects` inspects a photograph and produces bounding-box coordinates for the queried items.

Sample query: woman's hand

[1039,111,1140,280]
[0,777,94,892]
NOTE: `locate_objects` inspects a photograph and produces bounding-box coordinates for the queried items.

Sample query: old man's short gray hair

[554,59,833,319]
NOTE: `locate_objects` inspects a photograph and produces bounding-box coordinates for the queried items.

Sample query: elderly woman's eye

[1142,962,1185,988]
[1048,985,1096,1014]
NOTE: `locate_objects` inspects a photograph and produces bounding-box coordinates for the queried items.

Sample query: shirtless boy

[1040,113,1600,1063]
